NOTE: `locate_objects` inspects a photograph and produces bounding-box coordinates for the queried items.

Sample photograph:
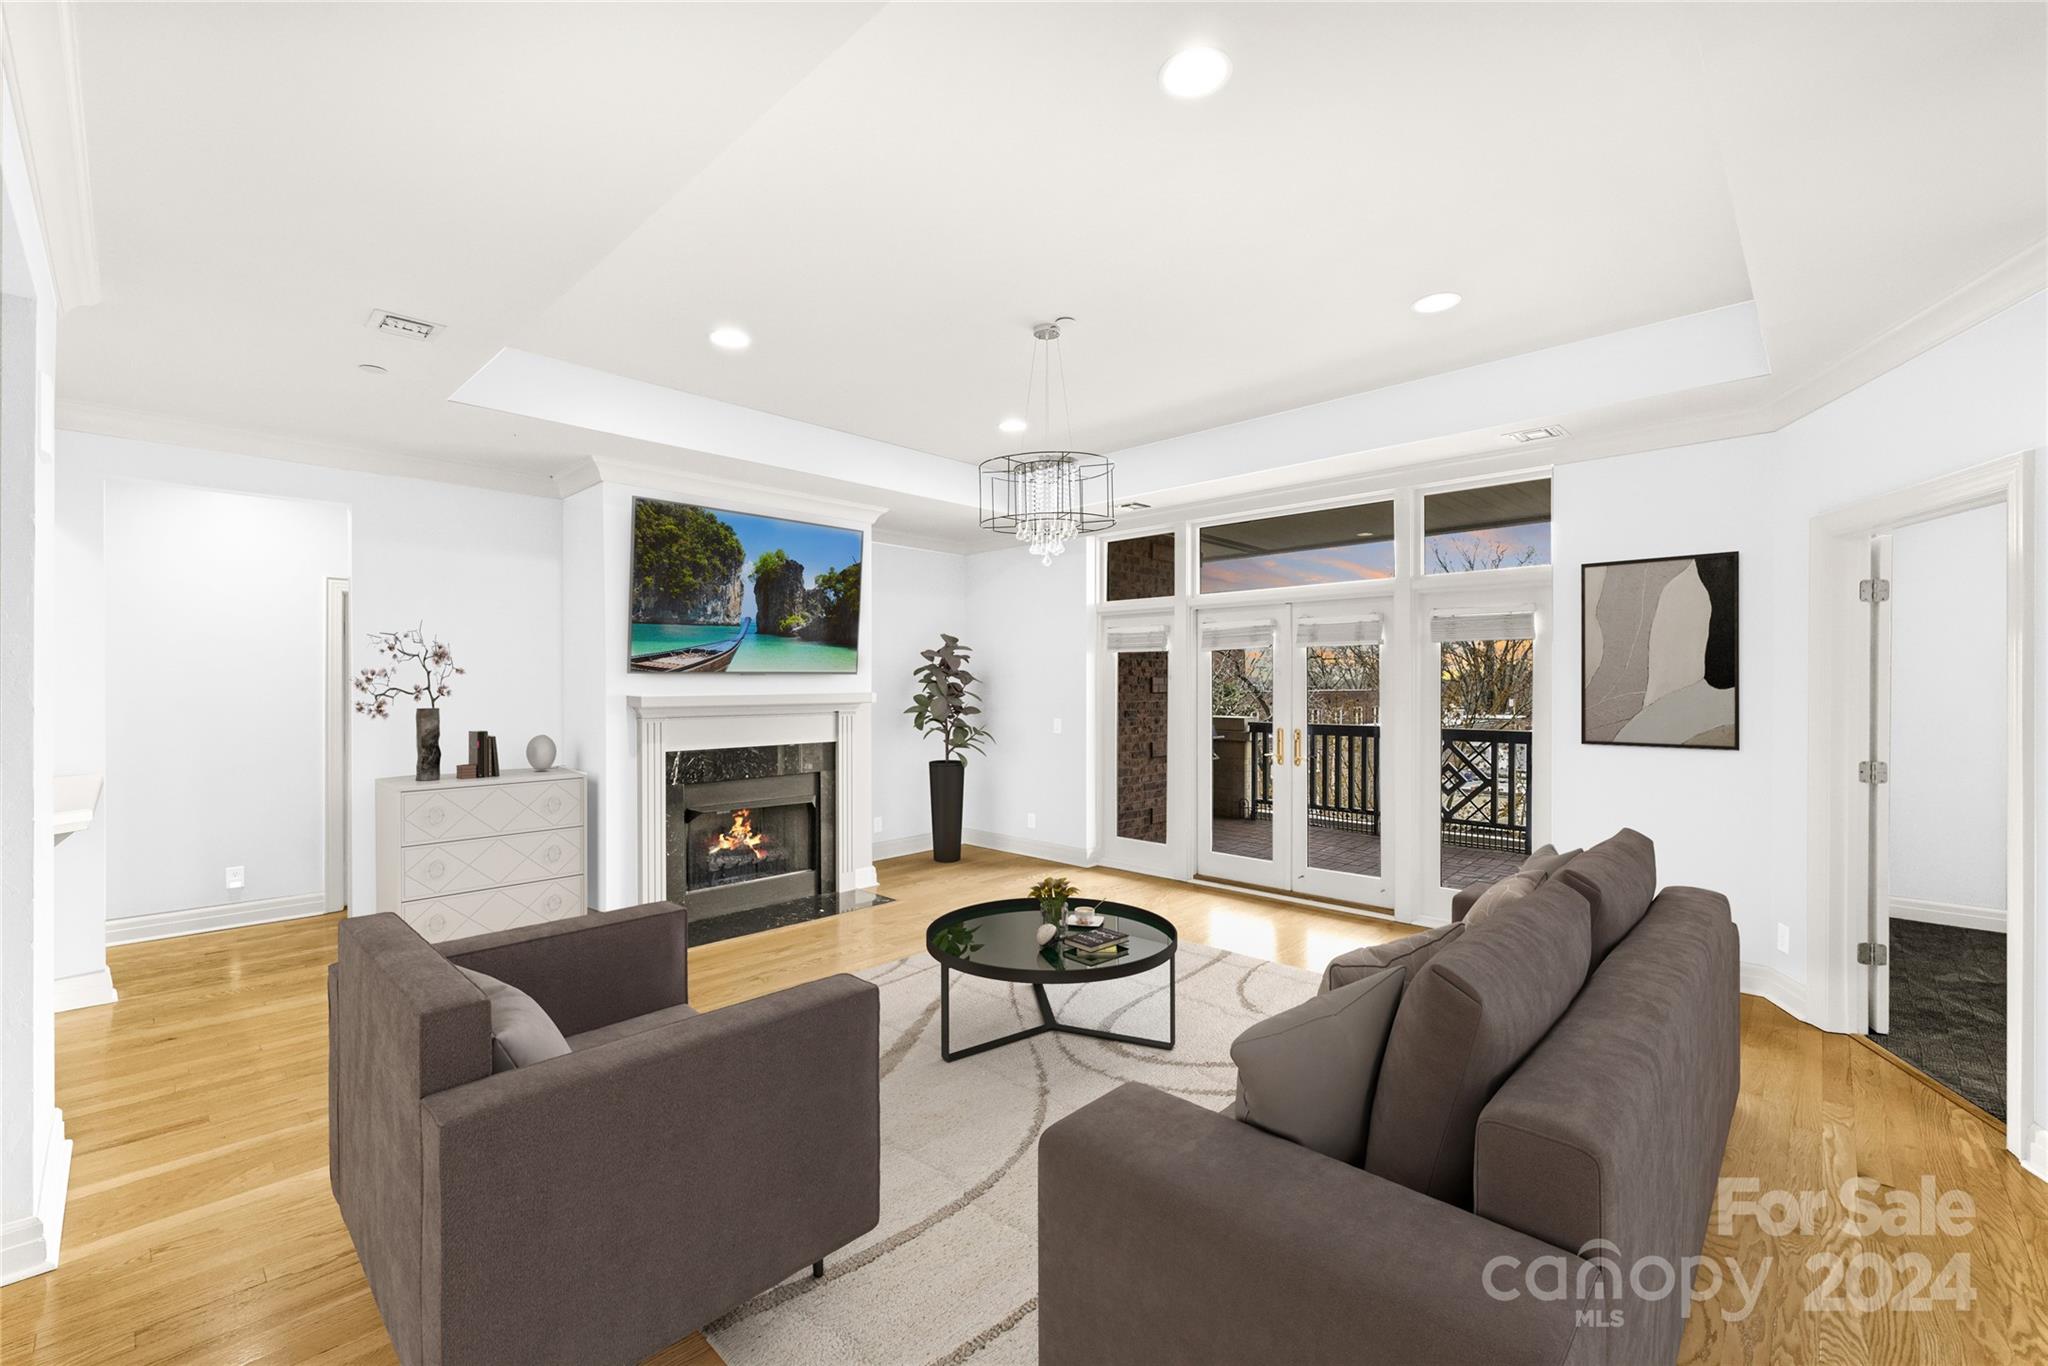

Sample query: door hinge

[1857,760,1889,784]
[1858,578,1891,602]
[1857,942,1890,967]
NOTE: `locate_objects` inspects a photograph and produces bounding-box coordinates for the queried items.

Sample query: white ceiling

[28,2,2048,543]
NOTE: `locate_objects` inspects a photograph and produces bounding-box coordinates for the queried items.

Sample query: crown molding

[0,2,101,314]
[565,453,888,527]
[57,400,560,498]
[1756,240,2048,431]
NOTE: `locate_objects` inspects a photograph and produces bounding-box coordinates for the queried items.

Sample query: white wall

[869,542,969,856]
[99,481,349,921]
[55,431,564,931]
[1888,503,2008,919]
[960,545,1094,860]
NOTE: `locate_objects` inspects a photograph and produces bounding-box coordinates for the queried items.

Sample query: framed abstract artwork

[1581,552,1738,749]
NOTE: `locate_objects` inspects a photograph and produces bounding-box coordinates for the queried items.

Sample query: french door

[1197,602,1390,907]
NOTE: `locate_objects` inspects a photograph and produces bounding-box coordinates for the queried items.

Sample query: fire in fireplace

[703,808,792,886]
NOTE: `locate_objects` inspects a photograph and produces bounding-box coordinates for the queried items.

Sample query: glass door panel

[1199,615,1288,887]
[1435,621,1535,890]
[1289,606,1391,907]
[1303,642,1382,880]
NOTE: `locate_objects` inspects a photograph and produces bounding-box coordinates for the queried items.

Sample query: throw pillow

[1556,827,1657,960]
[1362,880,1593,1207]
[1464,844,1580,925]
[458,966,572,1073]
[1231,966,1407,1164]
[1319,921,1464,994]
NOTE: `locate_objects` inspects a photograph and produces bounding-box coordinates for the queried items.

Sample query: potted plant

[1029,875,1076,924]
[906,633,992,862]
[354,624,464,781]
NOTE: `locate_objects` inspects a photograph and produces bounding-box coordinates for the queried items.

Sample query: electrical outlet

[1776,923,1790,954]
[225,866,246,891]
[1026,813,1038,831]
[1051,717,1063,735]
[873,816,884,834]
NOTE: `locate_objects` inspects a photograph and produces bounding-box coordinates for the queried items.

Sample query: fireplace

[679,772,820,916]
[666,741,837,925]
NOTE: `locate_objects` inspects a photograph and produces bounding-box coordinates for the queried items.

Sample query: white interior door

[1867,534,1894,1035]
[1198,609,1293,889]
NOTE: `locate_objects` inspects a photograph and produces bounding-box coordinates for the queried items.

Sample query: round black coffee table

[924,899,1178,1061]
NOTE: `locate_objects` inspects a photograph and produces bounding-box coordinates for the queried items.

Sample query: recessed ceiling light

[1119,501,1152,511]
[1504,424,1568,443]
[1411,292,1462,315]
[998,417,1028,434]
[708,326,751,351]
[1160,46,1231,99]
[357,363,387,374]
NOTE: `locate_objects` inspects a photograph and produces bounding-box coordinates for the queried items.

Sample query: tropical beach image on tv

[630,498,862,674]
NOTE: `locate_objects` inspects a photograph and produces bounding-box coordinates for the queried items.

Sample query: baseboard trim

[105,892,327,946]
[1888,897,2006,934]
[53,966,117,1012]
[961,829,1096,867]
[2023,1127,2048,1185]
[0,1109,71,1286]
[872,833,934,862]
[1740,960,1809,1019]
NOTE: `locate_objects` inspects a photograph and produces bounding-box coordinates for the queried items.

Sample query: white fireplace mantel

[628,692,876,903]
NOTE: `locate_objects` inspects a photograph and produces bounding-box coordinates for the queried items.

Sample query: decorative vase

[415,708,442,782]
[1040,897,1068,924]
[929,759,964,863]
[526,734,557,772]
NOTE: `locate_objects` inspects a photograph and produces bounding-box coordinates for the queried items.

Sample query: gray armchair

[328,902,880,1366]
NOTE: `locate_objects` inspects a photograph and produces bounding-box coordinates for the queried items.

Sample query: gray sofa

[1040,831,1740,1366]
[328,901,880,1366]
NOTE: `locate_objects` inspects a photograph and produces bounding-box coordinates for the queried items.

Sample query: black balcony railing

[1439,726,1533,855]
[1229,720,1530,853]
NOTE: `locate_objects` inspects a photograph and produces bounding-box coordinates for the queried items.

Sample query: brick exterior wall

[1115,650,1169,842]
[1106,534,1175,600]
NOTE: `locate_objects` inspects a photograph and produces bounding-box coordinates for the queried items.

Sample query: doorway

[1811,451,2034,1164]
[1198,602,1390,907]
[1863,506,2010,1119]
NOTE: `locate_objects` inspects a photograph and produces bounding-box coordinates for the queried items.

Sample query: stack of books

[1063,927,1129,962]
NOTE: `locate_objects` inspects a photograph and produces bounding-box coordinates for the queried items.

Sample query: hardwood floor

[3,846,2042,1365]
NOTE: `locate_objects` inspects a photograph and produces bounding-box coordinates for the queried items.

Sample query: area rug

[704,941,1319,1366]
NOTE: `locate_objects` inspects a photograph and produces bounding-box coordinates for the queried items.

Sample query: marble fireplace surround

[629,692,875,907]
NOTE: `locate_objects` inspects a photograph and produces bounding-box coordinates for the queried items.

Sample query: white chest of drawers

[375,767,587,943]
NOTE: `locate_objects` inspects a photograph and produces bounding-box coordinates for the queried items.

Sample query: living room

[2,4,2044,1364]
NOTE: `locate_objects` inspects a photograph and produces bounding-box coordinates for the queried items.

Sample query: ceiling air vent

[1503,424,1567,444]
[366,309,441,341]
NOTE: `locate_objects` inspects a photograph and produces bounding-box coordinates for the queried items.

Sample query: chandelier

[979,318,1115,565]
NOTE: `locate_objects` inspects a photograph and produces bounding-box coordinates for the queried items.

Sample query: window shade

[1104,622,1170,652]
[1198,619,1277,652]
[1430,610,1536,643]
[1295,614,1383,647]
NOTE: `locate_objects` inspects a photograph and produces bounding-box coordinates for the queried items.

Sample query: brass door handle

[1293,728,1304,766]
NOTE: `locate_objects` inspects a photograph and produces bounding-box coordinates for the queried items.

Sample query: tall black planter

[929,759,964,863]
[415,708,442,782]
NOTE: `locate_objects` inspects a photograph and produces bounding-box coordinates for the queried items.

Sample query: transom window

[1199,501,1395,593]
[1422,478,1551,573]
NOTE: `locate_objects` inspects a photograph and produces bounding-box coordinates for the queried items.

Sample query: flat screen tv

[629,498,862,675]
